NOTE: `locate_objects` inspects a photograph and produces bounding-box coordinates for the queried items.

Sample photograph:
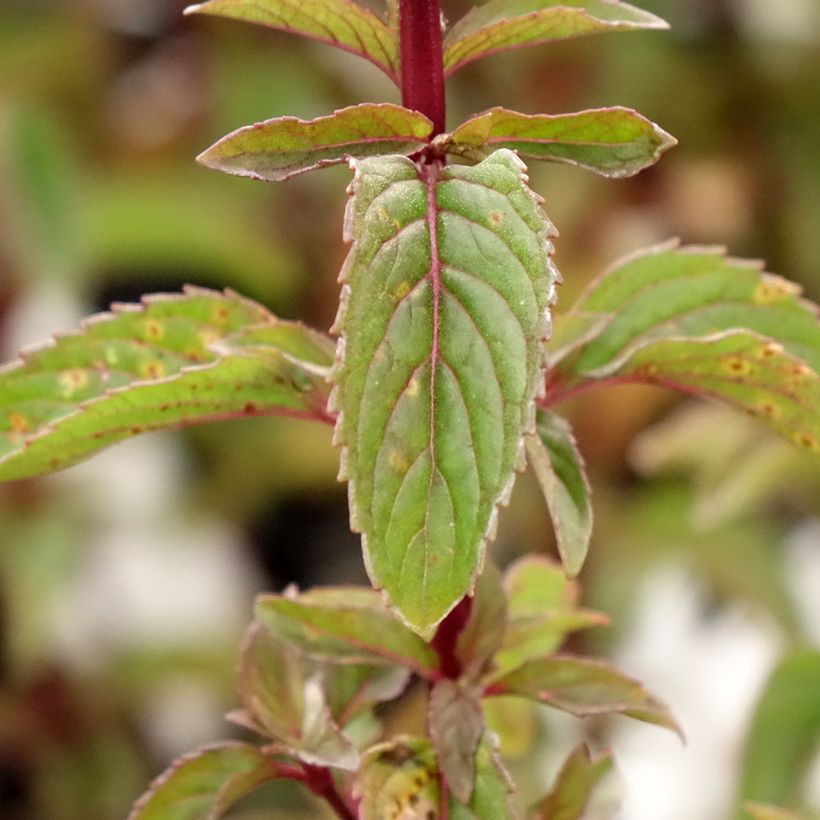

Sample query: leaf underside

[333,149,559,635]
[555,244,820,455]
[0,288,333,482]
[534,743,613,820]
[443,0,668,77]
[197,104,433,182]
[438,106,676,178]
[185,0,399,83]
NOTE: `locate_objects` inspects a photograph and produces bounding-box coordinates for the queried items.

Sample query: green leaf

[554,244,820,455]
[437,107,675,178]
[235,622,359,770]
[255,587,439,675]
[184,0,399,83]
[494,556,608,677]
[455,563,508,681]
[0,289,334,482]
[607,331,820,455]
[486,655,680,735]
[128,743,276,820]
[333,149,558,635]
[546,312,613,369]
[198,104,433,182]
[533,743,612,820]
[356,737,440,820]
[527,411,593,576]
[429,680,485,804]
[443,0,668,77]
[738,649,820,813]
[449,732,517,819]
[565,244,820,375]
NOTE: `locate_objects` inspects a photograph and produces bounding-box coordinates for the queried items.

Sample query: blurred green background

[1,1,819,818]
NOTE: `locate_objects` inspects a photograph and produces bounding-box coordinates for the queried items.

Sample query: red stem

[302,764,356,820]
[398,0,446,137]
[430,595,472,679]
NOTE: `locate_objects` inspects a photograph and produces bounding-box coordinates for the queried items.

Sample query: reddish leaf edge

[183,1,400,85]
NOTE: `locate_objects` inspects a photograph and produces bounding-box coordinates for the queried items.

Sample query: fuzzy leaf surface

[494,556,608,677]
[128,743,276,820]
[256,587,438,675]
[0,289,333,482]
[443,0,667,77]
[334,150,557,635]
[198,104,433,182]
[438,107,675,177]
[487,655,680,735]
[533,743,612,820]
[553,244,820,455]
[527,411,593,576]
[185,0,399,82]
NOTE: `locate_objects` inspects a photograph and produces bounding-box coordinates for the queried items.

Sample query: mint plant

[1,1,818,817]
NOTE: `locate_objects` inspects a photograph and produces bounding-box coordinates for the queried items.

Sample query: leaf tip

[182,2,204,16]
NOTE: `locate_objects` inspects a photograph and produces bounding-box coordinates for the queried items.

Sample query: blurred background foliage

[0,0,819,818]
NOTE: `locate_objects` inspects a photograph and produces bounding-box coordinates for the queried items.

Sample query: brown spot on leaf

[9,413,29,433]
[243,403,257,414]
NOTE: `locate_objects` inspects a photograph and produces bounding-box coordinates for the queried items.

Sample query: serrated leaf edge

[329,151,560,635]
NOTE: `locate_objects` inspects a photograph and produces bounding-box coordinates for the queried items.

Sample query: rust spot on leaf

[489,210,503,227]
[724,356,752,376]
[243,403,257,414]
[140,360,166,379]
[9,413,30,434]
[143,319,164,340]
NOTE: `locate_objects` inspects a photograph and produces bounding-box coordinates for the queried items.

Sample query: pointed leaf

[236,622,359,769]
[443,0,668,77]
[128,743,277,820]
[494,556,608,677]
[527,411,593,576]
[450,732,518,819]
[546,311,612,369]
[455,563,508,681]
[487,655,680,735]
[185,0,399,82]
[356,737,440,820]
[256,587,439,676]
[739,649,820,812]
[198,104,433,182]
[429,680,485,804]
[0,289,334,482]
[333,149,558,635]
[553,244,820,455]
[533,743,612,820]
[437,107,675,178]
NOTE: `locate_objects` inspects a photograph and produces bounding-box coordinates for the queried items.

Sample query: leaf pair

[185,0,667,84]
[197,102,675,183]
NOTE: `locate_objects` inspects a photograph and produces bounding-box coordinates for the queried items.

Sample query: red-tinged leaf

[486,655,681,736]
[443,0,668,77]
[450,732,518,819]
[429,680,485,804]
[436,107,675,178]
[236,622,359,769]
[533,743,613,820]
[0,289,334,482]
[526,411,593,576]
[494,556,608,677]
[128,743,277,820]
[546,312,612,369]
[197,104,433,182]
[255,587,439,675]
[356,737,440,820]
[333,150,558,636]
[608,332,820,456]
[455,563,508,681]
[185,0,399,82]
